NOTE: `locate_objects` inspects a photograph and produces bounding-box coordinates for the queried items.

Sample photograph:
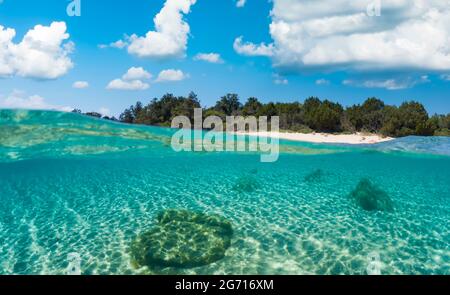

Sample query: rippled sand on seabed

[0,110,449,275]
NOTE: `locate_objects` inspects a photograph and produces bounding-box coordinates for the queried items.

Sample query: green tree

[257,102,278,118]
[427,114,449,136]
[302,98,343,132]
[275,102,303,130]
[345,98,385,132]
[360,98,385,132]
[242,97,263,116]
[119,108,134,123]
[172,92,201,120]
[315,100,343,132]
[345,105,363,131]
[215,93,242,115]
[381,101,429,137]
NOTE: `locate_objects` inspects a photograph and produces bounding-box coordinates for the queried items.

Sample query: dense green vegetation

[80,93,450,138]
[71,109,119,121]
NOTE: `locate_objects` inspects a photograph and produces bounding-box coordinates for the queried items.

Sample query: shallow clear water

[0,110,449,275]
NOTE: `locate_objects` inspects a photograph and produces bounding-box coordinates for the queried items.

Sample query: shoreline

[236,131,394,145]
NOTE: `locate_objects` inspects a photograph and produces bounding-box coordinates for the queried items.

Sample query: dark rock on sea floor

[249,168,258,175]
[131,209,233,269]
[304,169,326,183]
[233,175,259,192]
[349,178,394,212]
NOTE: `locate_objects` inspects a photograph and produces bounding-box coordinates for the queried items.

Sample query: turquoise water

[0,110,449,275]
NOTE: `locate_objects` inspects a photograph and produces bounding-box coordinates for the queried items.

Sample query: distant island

[74,92,450,138]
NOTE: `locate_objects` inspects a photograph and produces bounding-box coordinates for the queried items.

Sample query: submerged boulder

[304,169,326,183]
[350,179,393,212]
[233,175,259,192]
[131,210,233,269]
[249,168,258,175]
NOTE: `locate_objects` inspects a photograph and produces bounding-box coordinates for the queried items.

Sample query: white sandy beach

[237,131,394,145]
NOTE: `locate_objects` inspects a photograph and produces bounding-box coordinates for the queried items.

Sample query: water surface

[0,110,448,274]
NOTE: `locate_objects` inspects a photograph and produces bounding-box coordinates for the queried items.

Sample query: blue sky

[0,0,449,116]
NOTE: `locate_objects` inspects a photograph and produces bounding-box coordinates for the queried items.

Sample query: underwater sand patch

[349,178,394,212]
[130,209,233,269]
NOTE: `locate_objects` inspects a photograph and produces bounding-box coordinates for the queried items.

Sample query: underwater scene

[0,110,449,275]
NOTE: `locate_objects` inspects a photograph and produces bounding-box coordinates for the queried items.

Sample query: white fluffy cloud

[236,0,246,8]
[194,53,224,64]
[127,0,197,59]
[99,39,128,49]
[236,0,450,72]
[107,67,187,89]
[316,79,330,86]
[343,75,430,90]
[107,79,150,91]
[233,36,274,57]
[72,81,89,89]
[106,67,152,90]
[0,22,73,79]
[0,90,72,111]
[155,69,188,82]
[273,73,288,85]
[122,67,152,80]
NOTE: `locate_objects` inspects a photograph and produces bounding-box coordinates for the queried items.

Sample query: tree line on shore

[76,92,450,137]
